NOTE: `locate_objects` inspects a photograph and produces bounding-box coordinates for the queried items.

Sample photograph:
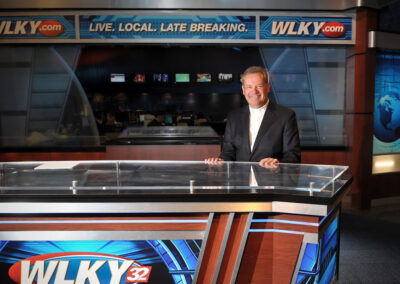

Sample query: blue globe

[374,91,400,143]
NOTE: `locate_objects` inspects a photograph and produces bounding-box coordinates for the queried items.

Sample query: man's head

[241,66,270,109]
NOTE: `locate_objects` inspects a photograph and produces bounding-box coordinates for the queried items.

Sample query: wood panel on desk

[106,145,220,160]
[236,232,273,283]
[0,215,209,231]
[264,213,321,223]
[197,213,230,284]
[251,222,318,234]
[237,232,303,283]
[217,213,249,284]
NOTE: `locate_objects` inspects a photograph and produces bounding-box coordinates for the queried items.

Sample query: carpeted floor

[337,199,400,283]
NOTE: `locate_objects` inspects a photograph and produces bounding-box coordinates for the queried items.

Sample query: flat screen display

[110,73,125,83]
[153,73,168,83]
[197,73,212,82]
[133,73,146,83]
[373,49,400,155]
[165,114,173,124]
[175,73,190,83]
[218,73,233,82]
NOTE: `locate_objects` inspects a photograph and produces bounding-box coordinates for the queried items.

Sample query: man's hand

[259,157,279,169]
[205,157,224,165]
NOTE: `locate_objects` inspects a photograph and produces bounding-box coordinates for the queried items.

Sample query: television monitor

[175,73,190,83]
[218,73,233,83]
[164,114,173,125]
[197,73,212,82]
[153,73,168,83]
[110,73,125,83]
[133,73,146,83]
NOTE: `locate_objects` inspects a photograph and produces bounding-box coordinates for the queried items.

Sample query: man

[205,66,301,166]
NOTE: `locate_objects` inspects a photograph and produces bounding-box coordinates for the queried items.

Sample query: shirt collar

[249,99,269,114]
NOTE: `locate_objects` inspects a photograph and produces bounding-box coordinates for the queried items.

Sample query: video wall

[373,49,400,155]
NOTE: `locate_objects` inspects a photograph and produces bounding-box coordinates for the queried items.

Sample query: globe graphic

[374,91,400,143]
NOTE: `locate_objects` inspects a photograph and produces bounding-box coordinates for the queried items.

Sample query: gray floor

[337,197,400,283]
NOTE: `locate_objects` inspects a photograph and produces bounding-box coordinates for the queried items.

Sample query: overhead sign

[79,15,256,40]
[0,12,355,44]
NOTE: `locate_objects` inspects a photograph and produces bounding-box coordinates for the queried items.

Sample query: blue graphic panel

[0,16,75,39]
[373,50,400,154]
[260,16,352,41]
[0,240,202,284]
[79,15,255,39]
[296,216,339,283]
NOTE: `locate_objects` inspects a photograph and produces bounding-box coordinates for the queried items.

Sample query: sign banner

[0,12,354,44]
[79,15,256,40]
[260,16,352,41]
[0,16,75,39]
[0,239,202,284]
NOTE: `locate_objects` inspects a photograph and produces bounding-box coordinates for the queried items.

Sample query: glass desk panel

[0,161,348,197]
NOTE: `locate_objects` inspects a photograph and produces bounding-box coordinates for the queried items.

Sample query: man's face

[242,72,270,109]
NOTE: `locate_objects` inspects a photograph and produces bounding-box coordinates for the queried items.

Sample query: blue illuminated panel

[296,216,339,284]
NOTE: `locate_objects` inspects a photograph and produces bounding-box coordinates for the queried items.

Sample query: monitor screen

[175,73,190,83]
[133,73,146,83]
[218,73,233,83]
[197,73,212,82]
[153,73,168,83]
[373,49,400,156]
[110,73,125,83]
[164,114,173,125]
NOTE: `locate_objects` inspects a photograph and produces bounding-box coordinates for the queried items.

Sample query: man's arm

[280,111,301,163]
[218,116,236,161]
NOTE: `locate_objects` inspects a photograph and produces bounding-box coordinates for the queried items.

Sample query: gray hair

[240,66,269,84]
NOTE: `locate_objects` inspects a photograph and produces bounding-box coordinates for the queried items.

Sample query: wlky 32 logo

[8,252,152,284]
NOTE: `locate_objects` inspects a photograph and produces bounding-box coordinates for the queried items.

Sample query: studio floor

[337,196,400,283]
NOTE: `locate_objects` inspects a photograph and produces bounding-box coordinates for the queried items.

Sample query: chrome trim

[303,232,319,244]
[0,230,204,240]
[291,241,307,284]
[231,212,254,284]
[369,31,400,50]
[0,0,393,10]
[368,30,377,48]
[0,202,331,215]
[212,213,234,284]
[193,213,214,284]
[272,202,327,216]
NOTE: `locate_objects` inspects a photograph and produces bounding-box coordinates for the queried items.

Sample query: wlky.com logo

[0,20,64,37]
[270,20,346,38]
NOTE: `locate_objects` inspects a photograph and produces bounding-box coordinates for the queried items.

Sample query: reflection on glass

[0,161,349,197]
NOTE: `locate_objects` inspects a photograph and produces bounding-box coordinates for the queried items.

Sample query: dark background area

[75,46,271,129]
